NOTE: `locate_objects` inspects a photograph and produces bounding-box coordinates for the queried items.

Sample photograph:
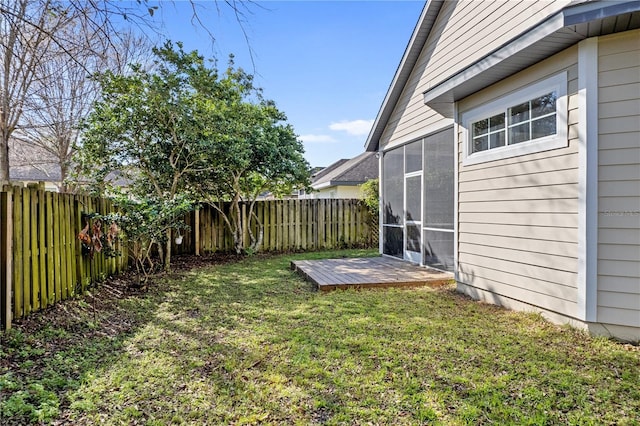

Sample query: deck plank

[291,256,453,291]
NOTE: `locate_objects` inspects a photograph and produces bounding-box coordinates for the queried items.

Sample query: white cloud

[300,134,337,143]
[329,119,374,136]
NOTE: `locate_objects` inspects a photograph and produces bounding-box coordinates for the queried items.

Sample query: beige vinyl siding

[380,0,577,150]
[457,46,580,318]
[597,30,640,328]
[310,185,363,200]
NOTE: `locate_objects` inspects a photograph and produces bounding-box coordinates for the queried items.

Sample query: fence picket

[29,189,40,311]
[1,193,375,329]
[309,200,316,250]
[1,191,12,330]
[22,187,32,315]
[268,202,275,251]
[300,201,307,250]
[38,189,47,309]
[12,187,22,318]
[75,199,85,293]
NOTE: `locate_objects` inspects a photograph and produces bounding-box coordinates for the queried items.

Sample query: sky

[155,1,425,168]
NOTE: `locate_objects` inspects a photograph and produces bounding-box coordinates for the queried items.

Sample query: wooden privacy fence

[172,199,377,255]
[1,195,375,330]
[1,185,128,330]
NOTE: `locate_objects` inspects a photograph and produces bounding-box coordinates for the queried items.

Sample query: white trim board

[453,102,460,283]
[460,72,569,166]
[577,37,599,322]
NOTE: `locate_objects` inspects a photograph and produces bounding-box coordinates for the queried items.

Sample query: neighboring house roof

[365,0,640,152]
[10,164,61,182]
[311,159,349,182]
[311,152,378,190]
[9,139,62,182]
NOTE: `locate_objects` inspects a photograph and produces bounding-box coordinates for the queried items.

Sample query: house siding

[379,0,576,151]
[310,185,363,200]
[596,30,640,329]
[456,46,580,318]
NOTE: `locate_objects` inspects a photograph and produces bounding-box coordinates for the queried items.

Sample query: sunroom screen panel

[424,127,454,230]
[383,149,403,225]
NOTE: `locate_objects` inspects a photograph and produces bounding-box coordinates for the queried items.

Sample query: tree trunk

[0,132,9,183]
[164,228,172,271]
[232,197,243,254]
[234,231,243,255]
[249,225,264,252]
[157,241,164,273]
[248,208,263,252]
[59,161,69,193]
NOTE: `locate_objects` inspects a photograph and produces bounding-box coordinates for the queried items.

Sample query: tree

[1,0,257,184]
[11,29,152,192]
[77,42,214,269]
[77,42,309,266]
[361,178,379,217]
[190,94,311,254]
[0,0,78,183]
[102,194,192,284]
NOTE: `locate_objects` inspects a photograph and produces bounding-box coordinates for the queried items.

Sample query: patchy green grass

[1,249,639,425]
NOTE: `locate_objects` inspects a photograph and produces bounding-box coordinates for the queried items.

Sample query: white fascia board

[423,1,640,109]
[312,181,334,190]
[312,181,364,190]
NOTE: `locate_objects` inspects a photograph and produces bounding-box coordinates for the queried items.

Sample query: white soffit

[423,1,640,118]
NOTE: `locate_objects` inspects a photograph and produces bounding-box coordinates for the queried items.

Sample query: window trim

[461,72,568,166]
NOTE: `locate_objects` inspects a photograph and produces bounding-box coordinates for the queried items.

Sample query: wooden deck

[291,256,454,291]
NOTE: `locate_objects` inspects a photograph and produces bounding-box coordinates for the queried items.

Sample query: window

[471,112,505,153]
[462,73,567,165]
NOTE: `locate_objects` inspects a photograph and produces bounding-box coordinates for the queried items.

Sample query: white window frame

[461,72,568,166]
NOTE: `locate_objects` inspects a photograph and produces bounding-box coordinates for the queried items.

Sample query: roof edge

[313,180,368,190]
[365,0,639,151]
[422,0,640,110]
[364,0,444,152]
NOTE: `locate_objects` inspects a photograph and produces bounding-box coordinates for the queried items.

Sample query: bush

[360,178,379,217]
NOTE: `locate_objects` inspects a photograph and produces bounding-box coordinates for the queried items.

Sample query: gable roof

[311,152,378,190]
[364,0,444,153]
[10,164,62,182]
[311,159,350,182]
[365,0,640,152]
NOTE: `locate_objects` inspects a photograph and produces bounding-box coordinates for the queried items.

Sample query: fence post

[1,191,12,330]
[195,208,200,256]
[242,203,249,250]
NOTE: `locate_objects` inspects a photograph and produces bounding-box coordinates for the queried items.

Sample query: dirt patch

[3,253,247,335]
[169,252,242,272]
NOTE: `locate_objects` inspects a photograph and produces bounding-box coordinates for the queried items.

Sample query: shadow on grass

[2,248,639,425]
[0,268,175,424]
[0,249,374,425]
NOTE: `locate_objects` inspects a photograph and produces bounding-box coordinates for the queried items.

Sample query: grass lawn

[1,249,639,425]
